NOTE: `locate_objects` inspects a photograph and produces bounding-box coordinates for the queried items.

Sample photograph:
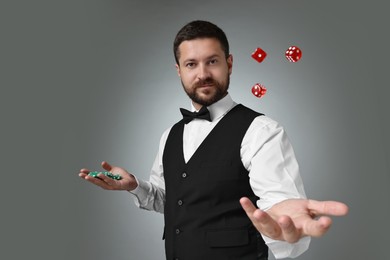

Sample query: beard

[181,75,230,107]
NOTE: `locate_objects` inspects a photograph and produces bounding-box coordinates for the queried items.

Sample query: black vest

[163,104,268,260]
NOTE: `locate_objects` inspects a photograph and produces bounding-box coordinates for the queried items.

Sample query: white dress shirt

[130,94,310,258]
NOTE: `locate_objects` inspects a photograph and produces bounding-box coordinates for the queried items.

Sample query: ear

[175,64,181,78]
[227,54,233,75]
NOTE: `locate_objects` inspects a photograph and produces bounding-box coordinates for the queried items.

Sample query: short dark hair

[173,20,230,65]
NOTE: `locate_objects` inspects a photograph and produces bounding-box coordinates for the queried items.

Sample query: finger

[307,200,349,216]
[83,174,111,189]
[97,173,117,186]
[240,197,257,215]
[303,216,332,237]
[278,215,301,243]
[240,197,281,239]
[79,168,90,178]
[101,161,112,171]
[240,197,270,224]
[79,172,87,178]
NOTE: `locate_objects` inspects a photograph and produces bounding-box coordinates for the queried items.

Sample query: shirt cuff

[262,235,311,259]
[128,177,151,207]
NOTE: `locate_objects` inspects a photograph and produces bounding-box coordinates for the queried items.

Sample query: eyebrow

[182,54,221,64]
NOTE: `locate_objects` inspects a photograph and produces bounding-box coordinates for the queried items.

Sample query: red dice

[251,83,267,98]
[285,46,302,62]
[251,47,267,63]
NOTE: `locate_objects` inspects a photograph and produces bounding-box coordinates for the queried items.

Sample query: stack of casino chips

[88,171,122,180]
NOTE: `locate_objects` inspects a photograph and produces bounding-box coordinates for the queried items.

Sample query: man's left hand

[240,197,349,243]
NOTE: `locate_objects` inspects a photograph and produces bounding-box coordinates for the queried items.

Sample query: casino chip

[88,171,122,180]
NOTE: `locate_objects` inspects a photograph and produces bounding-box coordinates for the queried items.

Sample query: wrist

[126,174,139,191]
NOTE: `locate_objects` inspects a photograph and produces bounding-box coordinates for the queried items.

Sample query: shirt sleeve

[241,115,310,259]
[128,127,171,214]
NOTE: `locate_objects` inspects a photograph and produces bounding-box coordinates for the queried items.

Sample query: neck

[191,92,229,111]
[192,102,203,111]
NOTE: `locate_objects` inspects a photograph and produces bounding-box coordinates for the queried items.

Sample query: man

[79,20,348,259]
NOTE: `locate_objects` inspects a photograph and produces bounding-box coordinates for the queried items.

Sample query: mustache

[194,78,216,88]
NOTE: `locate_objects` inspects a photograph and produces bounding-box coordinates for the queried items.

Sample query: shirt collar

[190,93,237,122]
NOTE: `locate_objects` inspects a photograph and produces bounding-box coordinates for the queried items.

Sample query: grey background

[2,0,389,259]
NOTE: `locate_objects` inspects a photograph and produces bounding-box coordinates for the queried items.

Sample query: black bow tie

[180,106,211,124]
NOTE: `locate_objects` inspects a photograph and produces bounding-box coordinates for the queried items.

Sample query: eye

[185,62,196,68]
[208,59,218,65]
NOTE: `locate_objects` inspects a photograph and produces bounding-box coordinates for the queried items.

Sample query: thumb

[101,161,112,171]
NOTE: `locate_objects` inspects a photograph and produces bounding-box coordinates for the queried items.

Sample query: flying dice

[285,46,302,62]
[251,83,267,98]
[251,47,267,63]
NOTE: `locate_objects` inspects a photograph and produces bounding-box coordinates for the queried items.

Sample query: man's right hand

[79,161,138,191]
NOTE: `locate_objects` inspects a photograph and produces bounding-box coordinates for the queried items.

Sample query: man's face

[176,38,233,109]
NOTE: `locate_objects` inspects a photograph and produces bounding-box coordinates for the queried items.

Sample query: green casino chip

[88,171,122,180]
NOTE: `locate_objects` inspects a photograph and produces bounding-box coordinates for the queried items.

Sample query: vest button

[177,200,183,206]
[175,228,181,234]
[181,173,187,178]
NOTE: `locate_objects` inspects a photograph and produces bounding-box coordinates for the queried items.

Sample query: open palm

[79,161,137,191]
[240,197,348,243]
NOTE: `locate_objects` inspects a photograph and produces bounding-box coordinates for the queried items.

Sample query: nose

[197,64,211,81]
